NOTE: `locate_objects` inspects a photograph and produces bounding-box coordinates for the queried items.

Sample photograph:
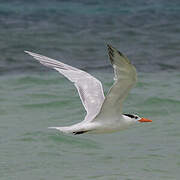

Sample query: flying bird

[25,45,152,135]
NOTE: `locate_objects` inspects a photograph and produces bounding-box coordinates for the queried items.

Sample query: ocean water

[0,0,180,179]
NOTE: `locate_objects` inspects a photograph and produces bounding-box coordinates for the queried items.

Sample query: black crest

[123,114,138,119]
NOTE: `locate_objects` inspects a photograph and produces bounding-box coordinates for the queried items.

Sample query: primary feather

[25,51,105,122]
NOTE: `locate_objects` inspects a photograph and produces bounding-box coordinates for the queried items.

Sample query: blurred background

[0,0,180,180]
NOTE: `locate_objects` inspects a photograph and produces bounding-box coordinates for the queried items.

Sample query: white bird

[25,44,152,135]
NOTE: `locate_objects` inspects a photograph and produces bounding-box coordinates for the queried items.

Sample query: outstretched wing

[25,51,105,122]
[95,45,137,119]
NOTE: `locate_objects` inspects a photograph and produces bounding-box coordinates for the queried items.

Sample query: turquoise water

[0,0,180,179]
[1,70,180,179]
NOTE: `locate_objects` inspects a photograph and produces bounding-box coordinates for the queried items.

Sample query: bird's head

[123,114,152,123]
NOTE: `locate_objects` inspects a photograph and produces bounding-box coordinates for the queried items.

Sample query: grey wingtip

[107,44,114,51]
[107,44,112,48]
[24,50,31,55]
[24,51,37,58]
[107,44,114,64]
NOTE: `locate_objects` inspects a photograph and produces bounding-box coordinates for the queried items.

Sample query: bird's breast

[90,117,131,134]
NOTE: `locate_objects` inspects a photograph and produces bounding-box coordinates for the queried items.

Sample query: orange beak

[138,117,152,123]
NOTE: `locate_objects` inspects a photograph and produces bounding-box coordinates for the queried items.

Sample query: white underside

[49,115,134,134]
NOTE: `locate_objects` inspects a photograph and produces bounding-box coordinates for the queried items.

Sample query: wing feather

[95,45,137,119]
[25,51,105,122]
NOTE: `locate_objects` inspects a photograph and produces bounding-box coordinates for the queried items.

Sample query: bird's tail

[48,126,73,134]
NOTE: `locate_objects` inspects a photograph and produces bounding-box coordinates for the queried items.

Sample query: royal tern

[25,44,152,135]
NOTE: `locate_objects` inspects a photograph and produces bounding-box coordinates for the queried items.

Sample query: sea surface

[0,0,180,180]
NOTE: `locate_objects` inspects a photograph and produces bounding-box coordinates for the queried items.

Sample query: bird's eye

[135,116,138,119]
